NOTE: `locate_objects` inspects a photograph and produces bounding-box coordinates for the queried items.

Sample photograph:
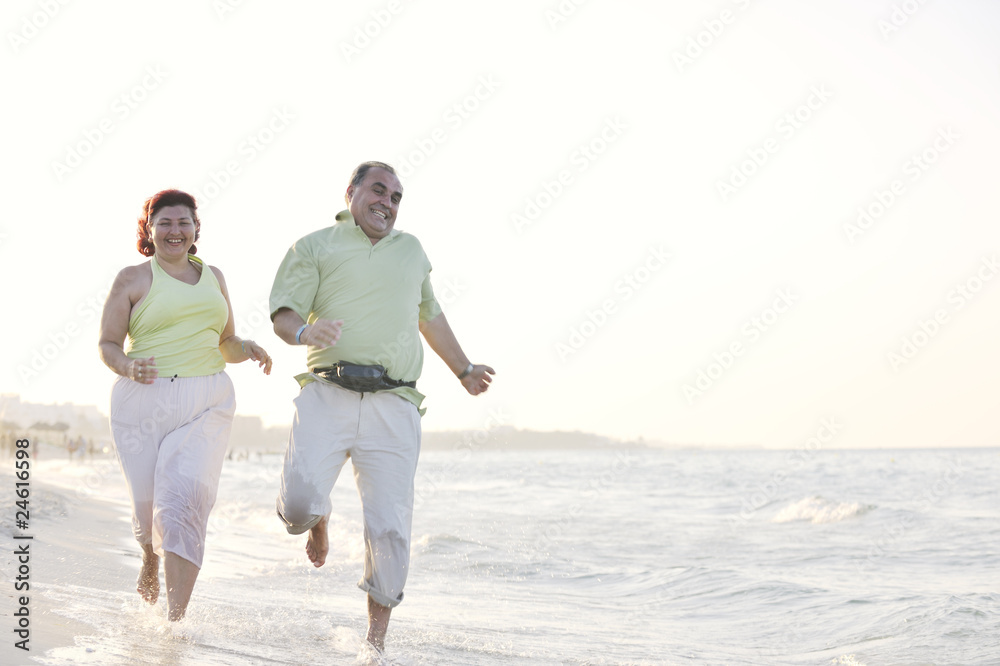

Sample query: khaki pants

[277,380,421,608]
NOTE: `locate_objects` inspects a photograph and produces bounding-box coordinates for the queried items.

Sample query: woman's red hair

[136,189,201,256]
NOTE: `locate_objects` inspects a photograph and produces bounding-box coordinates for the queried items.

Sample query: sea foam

[772,496,873,524]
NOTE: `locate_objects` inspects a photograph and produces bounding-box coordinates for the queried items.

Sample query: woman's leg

[109,377,173,605]
[164,552,200,621]
[138,542,160,604]
[152,373,235,619]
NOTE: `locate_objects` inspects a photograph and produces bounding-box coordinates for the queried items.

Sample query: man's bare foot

[366,595,391,652]
[355,639,386,665]
[137,546,160,604]
[305,515,329,567]
[365,634,385,654]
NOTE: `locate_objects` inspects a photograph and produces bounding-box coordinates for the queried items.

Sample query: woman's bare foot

[137,544,160,604]
[306,515,329,567]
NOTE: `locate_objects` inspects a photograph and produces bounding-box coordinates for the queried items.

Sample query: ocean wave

[772,496,874,524]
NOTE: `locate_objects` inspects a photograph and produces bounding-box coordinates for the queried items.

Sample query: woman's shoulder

[207,263,226,283]
[202,263,231,295]
[109,261,153,303]
[115,261,153,285]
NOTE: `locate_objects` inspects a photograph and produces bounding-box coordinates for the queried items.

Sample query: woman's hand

[128,356,158,384]
[241,340,273,375]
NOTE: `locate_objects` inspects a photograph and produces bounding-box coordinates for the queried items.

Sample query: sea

[16,445,1000,665]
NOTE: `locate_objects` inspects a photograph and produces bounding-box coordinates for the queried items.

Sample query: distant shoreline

[4,396,997,454]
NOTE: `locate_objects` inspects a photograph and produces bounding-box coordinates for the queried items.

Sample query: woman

[98,189,272,621]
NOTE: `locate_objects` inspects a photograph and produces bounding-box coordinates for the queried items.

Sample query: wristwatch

[457,363,474,379]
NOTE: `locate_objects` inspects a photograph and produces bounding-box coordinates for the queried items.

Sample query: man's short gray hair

[345,161,398,205]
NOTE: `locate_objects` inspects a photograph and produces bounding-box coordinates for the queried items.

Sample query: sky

[2,0,999,449]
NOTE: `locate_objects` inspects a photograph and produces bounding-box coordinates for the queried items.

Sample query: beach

[2,454,133,665]
[2,446,999,665]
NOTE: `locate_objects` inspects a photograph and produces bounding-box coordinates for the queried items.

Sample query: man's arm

[419,312,494,396]
[272,308,343,348]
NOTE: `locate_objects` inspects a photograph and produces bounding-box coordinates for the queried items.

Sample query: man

[269,161,494,653]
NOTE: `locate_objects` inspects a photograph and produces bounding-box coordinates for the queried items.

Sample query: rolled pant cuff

[358,579,404,609]
[276,504,324,536]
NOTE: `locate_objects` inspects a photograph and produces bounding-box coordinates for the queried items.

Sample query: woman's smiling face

[149,205,197,257]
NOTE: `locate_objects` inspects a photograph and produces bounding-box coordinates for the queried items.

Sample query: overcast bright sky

[3,0,999,448]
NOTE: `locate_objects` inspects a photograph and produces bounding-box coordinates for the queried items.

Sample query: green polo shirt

[269,210,442,411]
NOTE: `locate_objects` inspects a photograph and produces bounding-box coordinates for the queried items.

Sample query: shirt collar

[335,209,401,245]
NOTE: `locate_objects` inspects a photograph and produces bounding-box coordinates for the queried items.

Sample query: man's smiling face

[347,167,403,243]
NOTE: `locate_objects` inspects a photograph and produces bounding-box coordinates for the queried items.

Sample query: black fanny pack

[312,362,415,393]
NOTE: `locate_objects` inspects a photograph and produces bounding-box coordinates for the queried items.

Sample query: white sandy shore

[2,455,376,666]
[1,457,138,665]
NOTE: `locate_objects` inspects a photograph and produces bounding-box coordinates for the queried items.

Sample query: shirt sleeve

[269,238,319,323]
[418,269,442,322]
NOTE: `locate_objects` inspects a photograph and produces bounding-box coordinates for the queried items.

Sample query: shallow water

[18,447,1000,664]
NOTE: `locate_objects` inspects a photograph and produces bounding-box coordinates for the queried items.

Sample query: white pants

[277,381,421,608]
[109,372,236,568]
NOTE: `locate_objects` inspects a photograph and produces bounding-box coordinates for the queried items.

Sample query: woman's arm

[98,266,158,383]
[213,267,272,374]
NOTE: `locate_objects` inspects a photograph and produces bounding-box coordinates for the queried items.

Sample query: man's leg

[306,514,330,567]
[351,391,421,650]
[367,595,392,652]
[277,382,358,563]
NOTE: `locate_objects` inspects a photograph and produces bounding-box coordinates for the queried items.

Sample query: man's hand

[300,319,344,349]
[461,364,495,396]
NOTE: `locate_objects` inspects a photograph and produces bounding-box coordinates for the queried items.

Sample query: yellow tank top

[126,255,228,377]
